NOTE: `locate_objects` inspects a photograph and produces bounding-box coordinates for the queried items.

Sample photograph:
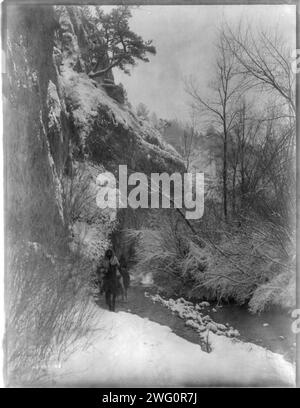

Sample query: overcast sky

[109,5,296,123]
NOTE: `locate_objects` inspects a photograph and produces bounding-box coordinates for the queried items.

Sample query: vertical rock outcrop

[5,5,72,250]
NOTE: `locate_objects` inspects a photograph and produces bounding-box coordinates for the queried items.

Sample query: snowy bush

[194,211,296,311]
[248,269,295,313]
[5,240,96,385]
[124,213,208,297]
[124,205,295,313]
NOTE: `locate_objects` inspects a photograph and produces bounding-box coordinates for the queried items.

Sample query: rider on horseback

[101,249,123,311]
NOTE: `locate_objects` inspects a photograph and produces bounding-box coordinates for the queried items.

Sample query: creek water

[201,302,296,362]
[95,284,296,363]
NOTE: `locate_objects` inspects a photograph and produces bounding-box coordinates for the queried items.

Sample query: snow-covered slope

[49,305,295,387]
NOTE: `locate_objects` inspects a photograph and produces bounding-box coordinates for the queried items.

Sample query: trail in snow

[47,285,295,387]
[96,285,296,362]
[97,285,205,348]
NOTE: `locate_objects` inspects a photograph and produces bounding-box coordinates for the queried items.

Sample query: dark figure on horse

[101,249,123,312]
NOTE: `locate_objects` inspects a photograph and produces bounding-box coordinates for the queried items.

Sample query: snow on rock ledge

[61,66,185,174]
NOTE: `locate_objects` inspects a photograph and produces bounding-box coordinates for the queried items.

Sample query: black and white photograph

[1,0,298,388]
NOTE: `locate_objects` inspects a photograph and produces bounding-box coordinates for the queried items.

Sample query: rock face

[55,6,185,265]
[5,4,184,256]
[5,5,68,249]
[57,6,184,173]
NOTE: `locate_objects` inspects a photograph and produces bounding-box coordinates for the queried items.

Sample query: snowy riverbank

[48,301,295,387]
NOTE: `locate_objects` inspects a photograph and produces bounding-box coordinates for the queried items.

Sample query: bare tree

[227,100,295,228]
[227,99,264,214]
[182,112,197,171]
[223,22,295,117]
[186,32,245,221]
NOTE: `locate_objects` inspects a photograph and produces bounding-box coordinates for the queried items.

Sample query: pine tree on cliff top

[85,6,156,78]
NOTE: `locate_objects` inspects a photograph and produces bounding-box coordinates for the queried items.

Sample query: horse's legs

[111,293,116,312]
[105,290,112,310]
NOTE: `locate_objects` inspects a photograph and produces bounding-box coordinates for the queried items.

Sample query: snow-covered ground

[48,302,295,387]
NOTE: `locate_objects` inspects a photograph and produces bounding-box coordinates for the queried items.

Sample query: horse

[102,249,121,312]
